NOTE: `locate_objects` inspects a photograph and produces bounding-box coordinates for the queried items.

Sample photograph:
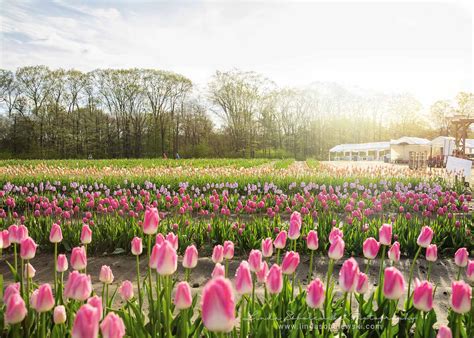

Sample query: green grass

[306,159,319,169]
[273,159,295,169]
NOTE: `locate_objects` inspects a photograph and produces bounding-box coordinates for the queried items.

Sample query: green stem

[252,273,256,315]
[136,254,142,310]
[84,244,87,275]
[14,243,18,278]
[276,249,280,265]
[406,246,422,311]
[147,235,155,334]
[185,268,190,282]
[322,259,334,337]
[308,250,314,282]
[427,261,432,282]
[225,259,229,278]
[240,296,247,338]
[291,272,296,300]
[454,313,460,338]
[41,312,46,338]
[456,267,462,281]
[377,245,387,304]
[340,292,348,337]
[54,243,58,301]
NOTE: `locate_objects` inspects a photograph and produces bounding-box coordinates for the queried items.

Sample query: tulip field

[0,159,473,337]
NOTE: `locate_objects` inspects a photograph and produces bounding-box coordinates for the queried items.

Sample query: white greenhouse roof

[329,141,390,153]
[390,137,431,146]
[466,139,474,149]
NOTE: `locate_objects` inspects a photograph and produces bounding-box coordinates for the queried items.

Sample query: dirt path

[1,253,460,326]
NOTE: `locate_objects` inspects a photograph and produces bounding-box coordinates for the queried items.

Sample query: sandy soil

[1,253,462,326]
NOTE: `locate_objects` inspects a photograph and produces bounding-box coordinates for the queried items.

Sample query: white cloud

[0,0,472,106]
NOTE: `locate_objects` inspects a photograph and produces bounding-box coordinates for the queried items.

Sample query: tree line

[0,66,472,159]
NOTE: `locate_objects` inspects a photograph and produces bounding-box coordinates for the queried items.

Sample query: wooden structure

[450,115,474,158]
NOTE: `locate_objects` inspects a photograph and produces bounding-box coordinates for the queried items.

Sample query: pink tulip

[3,283,20,303]
[99,265,114,284]
[212,245,224,264]
[256,261,269,283]
[454,247,468,267]
[248,249,263,273]
[174,281,193,310]
[261,238,273,257]
[20,237,37,260]
[437,325,452,338]
[119,280,134,301]
[87,296,103,320]
[383,267,405,300]
[155,241,177,276]
[64,271,92,301]
[201,277,235,332]
[183,245,198,269]
[328,236,345,260]
[388,241,400,262]
[417,226,434,248]
[49,223,63,243]
[274,230,287,249]
[467,260,474,282]
[329,227,343,244]
[266,264,283,294]
[413,279,433,312]
[306,278,325,308]
[72,304,100,338]
[356,272,369,294]
[143,207,160,235]
[155,233,165,245]
[235,261,253,295]
[288,211,302,240]
[450,280,471,314]
[379,223,392,246]
[223,241,234,260]
[71,246,87,271]
[8,224,19,243]
[281,251,300,275]
[100,312,126,338]
[363,237,380,260]
[212,263,225,279]
[54,305,67,324]
[57,254,68,272]
[149,244,160,269]
[339,258,360,292]
[80,224,92,245]
[24,262,36,279]
[306,230,319,250]
[131,237,143,256]
[4,293,27,324]
[2,229,10,248]
[166,232,178,250]
[426,244,437,262]
[35,283,55,312]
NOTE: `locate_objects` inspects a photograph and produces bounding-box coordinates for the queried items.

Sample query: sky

[0,0,472,106]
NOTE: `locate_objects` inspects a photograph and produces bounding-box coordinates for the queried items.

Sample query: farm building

[389,137,431,163]
[430,136,474,156]
[328,142,390,161]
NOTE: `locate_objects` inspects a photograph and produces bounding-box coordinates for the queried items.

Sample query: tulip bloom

[35,283,55,313]
[166,232,178,251]
[212,245,224,264]
[356,272,369,294]
[454,247,468,267]
[416,226,434,248]
[201,277,236,333]
[143,207,160,235]
[388,241,400,263]
[467,260,474,282]
[437,326,452,338]
[383,267,405,300]
[450,280,471,314]
[274,230,287,249]
[57,254,68,272]
[339,258,360,292]
[212,263,225,279]
[328,236,345,261]
[223,241,234,260]
[281,251,300,275]
[4,293,27,324]
[4,283,20,303]
[288,211,302,240]
[149,244,160,269]
[248,249,263,273]
[24,262,36,279]
[256,261,269,283]
[99,265,114,284]
[174,281,193,310]
[261,238,273,257]
[306,278,325,309]
[87,296,103,320]
[266,264,283,294]
[100,312,126,338]
[413,279,433,312]
[49,223,63,243]
[363,237,380,260]
[72,304,100,338]
[379,224,392,246]
[20,237,37,260]
[64,271,92,301]
[131,237,143,255]
[329,227,343,244]
[119,280,134,301]
[426,244,437,262]
[235,261,253,295]
[156,241,177,276]
[183,245,198,269]
[54,305,67,324]
[306,230,319,250]
[71,246,87,271]
[80,224,92,245]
